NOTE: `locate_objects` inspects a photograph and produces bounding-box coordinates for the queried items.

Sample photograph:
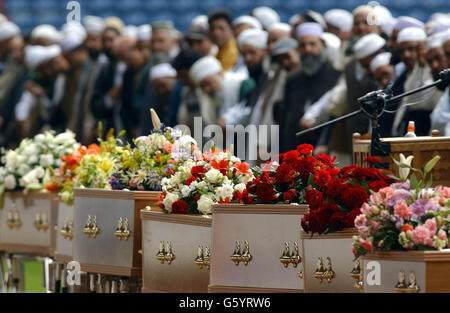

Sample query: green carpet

[1,257,46,293]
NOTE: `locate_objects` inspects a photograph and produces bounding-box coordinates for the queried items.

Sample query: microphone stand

[296,68,450,158]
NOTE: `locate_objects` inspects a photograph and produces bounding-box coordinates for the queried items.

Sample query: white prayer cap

[354,33,386,59]
[443,29,450,44]
[429,13,450,23]
[324,9,353,32]
[296,22,323,39]
[321,32,341,62]
[371,5,392,26]
[237,28,268,50]
[289,14,300,27]
[232,15,263,30]
[60,33,85,52]
[426,35,442,50]
[370,52,392,72]
[252,6,280,30]
[272,37,298,56]
[191,15,209,29]
[137,24,152,40]
[31,24,62,44]
[62,21,87,42]
[189,56,222,84]
[104,16,125,33]
[397,27,426,44]
[123,25,138,39]
[427,20,450,36]
[25,44,62,70]
[352,5,373,17]
[83,16,104,35]
[394,16,425,31]
[268,23,291,34]
[150,63,177,80]
[381,17,397,37]
[0,21,20,41]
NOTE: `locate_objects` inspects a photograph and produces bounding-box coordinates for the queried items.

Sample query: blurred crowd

[0,4,449,164]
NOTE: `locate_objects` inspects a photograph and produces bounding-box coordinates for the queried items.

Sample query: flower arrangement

[0,130,79,199]
[352,155,450,258]
[159,147,253,215]
[243,144,396,235]
[109,122,199,191]
[45,143,102,204]
[72,129,129,192]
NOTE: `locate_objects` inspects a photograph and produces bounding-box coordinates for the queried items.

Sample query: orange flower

[45,181,60,193]
[211,159,229,175]
[86,143,101,154]
[202,148,221,161]
[233,162,251,176]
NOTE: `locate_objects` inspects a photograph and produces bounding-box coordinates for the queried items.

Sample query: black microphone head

[438,68,450,87]
[358,90,389,119]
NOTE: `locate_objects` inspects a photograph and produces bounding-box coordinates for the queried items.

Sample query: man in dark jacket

[277,23,341,153]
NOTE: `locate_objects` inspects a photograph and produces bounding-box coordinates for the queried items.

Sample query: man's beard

[248,61,263,80]
[151,52,171,65]
[88,49,101,60]
[301,50,326,76]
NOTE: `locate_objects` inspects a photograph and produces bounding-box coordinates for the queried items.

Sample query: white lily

[398,153,414,181]
[150,108,161,131]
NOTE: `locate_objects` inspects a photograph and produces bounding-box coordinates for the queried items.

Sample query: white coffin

[0,192,57,255]
[361,250,450,293]
[300,229,359,293]
[141,210,212,293]
[53,199,74,263]
[209,204,308,293]
[73,188,161,277]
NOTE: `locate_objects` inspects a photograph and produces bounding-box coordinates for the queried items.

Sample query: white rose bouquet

[160,147,253,215]
[0,130,79,201]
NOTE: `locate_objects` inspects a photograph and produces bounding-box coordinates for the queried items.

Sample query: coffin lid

[212,203,309,215]
[140,210,212,227]
[361,249,450,262]
[73,188,160,200]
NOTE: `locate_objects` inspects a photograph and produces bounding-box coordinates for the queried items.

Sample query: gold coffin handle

[394,270,420,293]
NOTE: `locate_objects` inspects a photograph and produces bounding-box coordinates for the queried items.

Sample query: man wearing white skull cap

[189,56,253,126]
[370,52,394,88]
[324,9,353,40]
[267,23,291,55]
[232,16,263,38]
[30,24,62,46]
[392,26,437,137]
[252,6,280,30]
[16,44,69,139]
[277,21,340,154]
[137,24,152,53]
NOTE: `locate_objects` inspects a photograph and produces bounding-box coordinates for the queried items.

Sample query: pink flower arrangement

[352,181,450,258]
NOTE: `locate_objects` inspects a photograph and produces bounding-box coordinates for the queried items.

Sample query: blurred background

[3,0,450,35]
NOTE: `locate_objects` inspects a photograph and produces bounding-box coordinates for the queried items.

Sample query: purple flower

[386,192,411,207]
[395,217,405,229]
[109,176,123,190]
[410,198,428,219]
[392,181,410,191]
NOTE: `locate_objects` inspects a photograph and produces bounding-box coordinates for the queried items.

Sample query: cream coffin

[209,204,308,293]
[140,211,212,293]
[72,188,161,277]
[301,229,359,293]
[361,250,450,293]
[53,199,74,263]
[0,192,57,255]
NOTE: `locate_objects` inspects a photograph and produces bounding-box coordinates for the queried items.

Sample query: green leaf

[307,173,314,186]
[409,173,419,189]
[392,157,419,172]
[424,155,441,177]
[425,175,433,188]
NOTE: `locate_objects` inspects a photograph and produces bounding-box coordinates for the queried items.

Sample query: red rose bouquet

[245,144,396,235]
